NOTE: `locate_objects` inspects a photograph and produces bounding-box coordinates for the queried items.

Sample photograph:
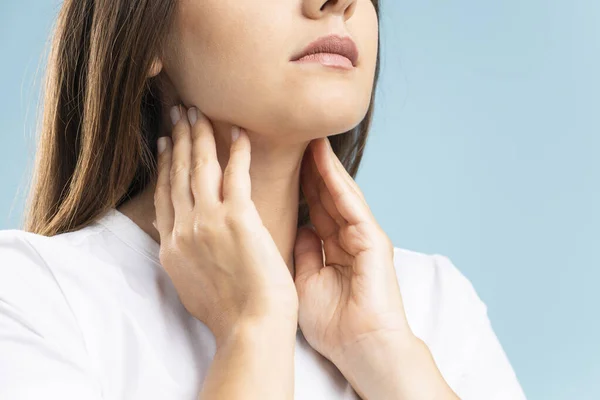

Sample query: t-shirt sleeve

[432,254,527,400]
[0,231,104,399]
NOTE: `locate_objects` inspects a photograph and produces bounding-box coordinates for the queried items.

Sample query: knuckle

[224,205,254,232]
[190,159,205,176]
[332,188,348,203]
[191,157,214,176]
[191,217,213,240]
[375,229,393,252]
[223,210,240,228]
[192,215,228,250]
[153,189,169,204]
[191,123,211,141]
[171,223,193,248]
[158,155,170,169]
[170,162,188,180]
[190,125,203,141]
[223,164,237,180]
[171,124,189,140]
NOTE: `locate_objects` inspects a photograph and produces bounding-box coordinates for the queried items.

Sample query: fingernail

[152,219,157,229]
[231,126,240,142]
[157,137,167,154]
[170,105,181,125]
[187,107,198,126]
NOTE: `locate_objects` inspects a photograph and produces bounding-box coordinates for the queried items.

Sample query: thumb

[293,225,324,285]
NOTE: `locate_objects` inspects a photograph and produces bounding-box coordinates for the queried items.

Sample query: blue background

[1,1,598,398]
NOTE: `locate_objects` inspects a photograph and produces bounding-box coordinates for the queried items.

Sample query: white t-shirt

[0,208,526,399]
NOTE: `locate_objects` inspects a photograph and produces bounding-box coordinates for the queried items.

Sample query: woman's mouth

[290,34,359,71]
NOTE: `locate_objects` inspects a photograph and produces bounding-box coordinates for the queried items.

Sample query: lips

[291,34,359,67]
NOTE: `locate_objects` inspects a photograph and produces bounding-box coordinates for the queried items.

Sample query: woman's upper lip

[291,34,359,67]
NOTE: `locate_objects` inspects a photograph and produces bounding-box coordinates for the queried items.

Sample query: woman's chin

[288,99,366,128]
[237,101,368,143]
[301,108,367,136]
[274,117,364,141]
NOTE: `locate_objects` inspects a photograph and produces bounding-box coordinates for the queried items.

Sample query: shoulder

[392,246,487,348]
[0,227,102,282]
[391,247,484,375]
[392,246,525,399]
[0,229,90,344]
[392,246,484,321]
[0,229,60,287]
[0,229,105,397]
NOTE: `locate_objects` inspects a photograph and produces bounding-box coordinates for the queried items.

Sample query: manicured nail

[157,137,167,154]
[232,126,240,142]
[170,105,181,125]
[187,107,198,126]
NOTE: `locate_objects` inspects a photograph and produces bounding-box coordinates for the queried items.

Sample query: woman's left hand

[294,137,457,400]
[294,137,411,359]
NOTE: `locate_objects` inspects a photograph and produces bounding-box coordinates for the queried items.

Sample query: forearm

[335,332,459,400]
[198,316,298,400]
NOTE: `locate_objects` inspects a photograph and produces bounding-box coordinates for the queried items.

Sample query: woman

[0,0,526,399]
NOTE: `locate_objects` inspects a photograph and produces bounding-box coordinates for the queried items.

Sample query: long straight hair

[23,0,381,236]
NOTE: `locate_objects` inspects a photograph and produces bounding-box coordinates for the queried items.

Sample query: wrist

[205,310,298,400]
[332,328,418,371]
[217,312,298,351]
[334,332,457,400]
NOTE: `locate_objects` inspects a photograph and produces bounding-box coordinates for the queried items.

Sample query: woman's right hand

[153,104,298,347]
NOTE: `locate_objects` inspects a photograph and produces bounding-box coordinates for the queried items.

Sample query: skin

[119,0,459,398]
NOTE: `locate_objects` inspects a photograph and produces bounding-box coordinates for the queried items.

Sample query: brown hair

[23,0,381,236]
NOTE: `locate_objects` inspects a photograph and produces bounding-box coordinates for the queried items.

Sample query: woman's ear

[147,57,163,78]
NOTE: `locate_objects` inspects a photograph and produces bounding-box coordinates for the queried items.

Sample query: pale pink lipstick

[291,34,359,70]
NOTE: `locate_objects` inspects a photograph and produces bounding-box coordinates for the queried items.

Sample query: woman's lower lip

[291,53,354,70]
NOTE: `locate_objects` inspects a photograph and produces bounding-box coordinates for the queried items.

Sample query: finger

[302,153,354,268]
[331,149,367,204]
[311,137,370,225]
[169,105,194,213]
[154,136,175,234]
[305,142,347,227]
[189,107,222,209]
[314,138,368,206]
[222,126,252,207]
[317,138,366,205]
[301,147,357,269]
[293,225,324,288]
[301,145,339,240]
[316,171,347,227]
